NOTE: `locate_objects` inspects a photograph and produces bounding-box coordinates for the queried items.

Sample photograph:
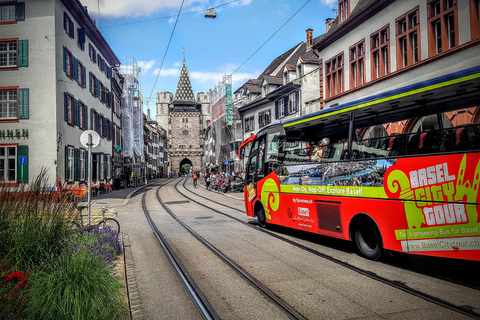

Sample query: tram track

[176,178,480,319]
[141,178,307,320]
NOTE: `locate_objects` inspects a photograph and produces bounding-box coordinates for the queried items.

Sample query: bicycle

[75,205,120,234]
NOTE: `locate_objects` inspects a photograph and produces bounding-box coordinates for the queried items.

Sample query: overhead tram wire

[44,0,239,39]
[230,0,311,78]
[146,0,185,108]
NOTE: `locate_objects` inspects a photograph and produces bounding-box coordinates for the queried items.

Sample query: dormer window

[283,71,288,84]
[297,64,302,78]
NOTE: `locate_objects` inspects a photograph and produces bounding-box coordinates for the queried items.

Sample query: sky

[80,0,338,113]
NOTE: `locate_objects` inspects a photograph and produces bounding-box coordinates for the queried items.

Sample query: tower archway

[179,158,193,175]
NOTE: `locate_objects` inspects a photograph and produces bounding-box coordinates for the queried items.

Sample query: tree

[181,164,191,175]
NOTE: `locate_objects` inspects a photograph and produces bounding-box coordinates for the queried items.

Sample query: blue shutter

[15,3,25,21]
[90,109,94,130]
[72,57,77,80]
[96,79,100,98]
[63,12,67,31]
[78,28,86,44]
[64,92,69,122]
[89,72,93,93]
[275,101,279,119]
[17,40,28,67]
[74,99,80,126]
[63,47,67,72]
[84,105,88,129]
[82,66,86,88]
[18,88,29,119]
[69,20,74,38]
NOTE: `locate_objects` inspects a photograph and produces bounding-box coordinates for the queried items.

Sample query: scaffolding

[121,57,145,185]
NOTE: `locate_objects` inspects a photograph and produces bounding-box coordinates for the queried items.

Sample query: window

[78,28,85,51]
[278,98,285,118]
[427,0,458,56]
[258,110,271,128]
[288,92,298,114]
[89,44,96,63]
[0,146,16,182]
[371,25,390,80]
[0,89,17,119]
[0,41,16,68]
[325,52,344,98]
[1,3,24,23]
[245,116,255,132]
[349,39,365,88]
[99,154,104,180]
[63,47,73,78]
[64,92,74,124]
[63,12,74,39]
[79,149,85,180]
[470,0,480,39]
[339,0,349,22]
[66,146,74,181]
[396,7,420,69]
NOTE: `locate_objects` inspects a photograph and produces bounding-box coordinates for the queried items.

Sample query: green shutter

[65,146,69,181]
[18,88,29,119]
[17,145,28,183]
[18,40,28,67]
[74,148,80,181]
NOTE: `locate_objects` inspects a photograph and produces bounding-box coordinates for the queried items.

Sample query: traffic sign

[19,156,27,164]
[224,160,230,165]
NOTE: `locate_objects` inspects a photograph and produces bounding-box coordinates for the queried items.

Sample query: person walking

[193,172,198,187]
[205,173,211,191]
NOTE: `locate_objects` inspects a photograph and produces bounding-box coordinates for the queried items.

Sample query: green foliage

[25,250,126,320]
[181,164,191,175]
[0,170,78,270]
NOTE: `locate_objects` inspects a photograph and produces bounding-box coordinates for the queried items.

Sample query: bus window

[266,128,284,174]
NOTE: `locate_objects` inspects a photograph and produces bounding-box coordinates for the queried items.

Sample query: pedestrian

[193,172,198,187]
[205,173,211,190]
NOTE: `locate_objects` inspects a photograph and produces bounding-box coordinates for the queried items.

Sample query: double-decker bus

[239,66,480,261]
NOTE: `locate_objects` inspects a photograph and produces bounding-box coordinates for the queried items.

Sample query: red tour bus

[239,66,480,261]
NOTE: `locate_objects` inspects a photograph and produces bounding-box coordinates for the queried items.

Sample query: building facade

[0,0,122,187]
[156,55,210,175]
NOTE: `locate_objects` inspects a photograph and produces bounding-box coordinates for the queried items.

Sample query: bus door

[244,135,266,217]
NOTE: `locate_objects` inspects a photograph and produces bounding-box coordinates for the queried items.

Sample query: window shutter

[74,99,80,126]
[69,20,74,38]
[72,57,78,80]
[18,88,29,119]
[85,150,88,179]
[63,12,67,31]
[17,40,28,67]
[78,28,86,44]
[17,145,28,183]
[95,79,100,98]
[90,109,94,130]
[97,113,101,134]
[16,2,25,21]
[65,146,69,181]
[89,72,93,93]
[74,148,80,181]
[295,91,299,112]
[84,105,88,128]
[82,66,86,87]
[64,92,69,122]
[275,101,278,119]
[284,96,289,116]
[63,47,67,72]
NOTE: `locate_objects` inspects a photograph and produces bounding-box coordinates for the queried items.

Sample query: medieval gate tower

[156,55,210,175]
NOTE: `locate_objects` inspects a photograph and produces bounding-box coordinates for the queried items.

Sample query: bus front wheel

[257,206,267,228]
[354,223,382,260]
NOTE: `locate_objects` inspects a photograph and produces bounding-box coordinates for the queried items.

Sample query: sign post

[80,130,100,225]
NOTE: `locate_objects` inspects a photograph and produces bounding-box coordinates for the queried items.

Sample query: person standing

[205,173,211,191]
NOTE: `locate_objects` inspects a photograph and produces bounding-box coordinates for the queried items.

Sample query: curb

[123,233,144,320]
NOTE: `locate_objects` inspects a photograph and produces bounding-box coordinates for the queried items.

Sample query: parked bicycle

[75,205,120,234]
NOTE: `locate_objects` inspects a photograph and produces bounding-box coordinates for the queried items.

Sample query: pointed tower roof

[172,53,197,105]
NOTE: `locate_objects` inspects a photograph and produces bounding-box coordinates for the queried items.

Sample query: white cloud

[174,61,182,67]
[81,0,251,19]
[152,67,180,77]
[320,0,338,7]
[137,60,155,73]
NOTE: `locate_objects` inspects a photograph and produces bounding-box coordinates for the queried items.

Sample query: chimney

[306,28,313,50]
[325,18,335,33]
[147,109,151,118]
